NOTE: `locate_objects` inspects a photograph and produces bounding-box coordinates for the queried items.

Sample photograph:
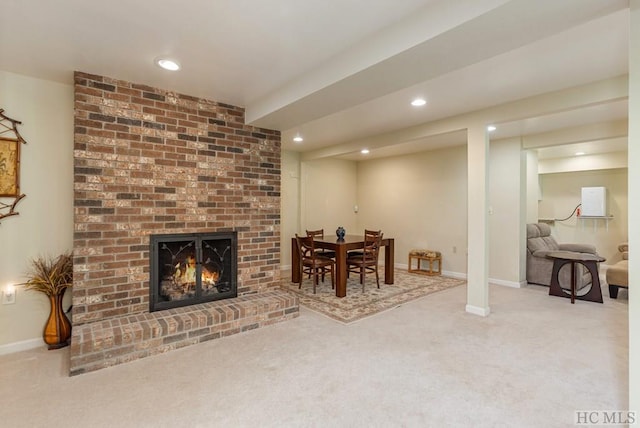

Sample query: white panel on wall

[581,186,607,216]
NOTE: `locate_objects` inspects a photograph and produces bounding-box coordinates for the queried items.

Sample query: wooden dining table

[291,234,395,298]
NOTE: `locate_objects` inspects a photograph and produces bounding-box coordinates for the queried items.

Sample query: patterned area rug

[282,270,465,324]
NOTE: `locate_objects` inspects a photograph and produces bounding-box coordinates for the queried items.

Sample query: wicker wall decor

[0,109,27,224]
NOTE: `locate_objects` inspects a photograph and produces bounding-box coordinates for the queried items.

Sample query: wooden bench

[408,249,441,276]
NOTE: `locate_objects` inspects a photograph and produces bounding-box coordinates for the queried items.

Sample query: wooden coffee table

[546,251,605,304]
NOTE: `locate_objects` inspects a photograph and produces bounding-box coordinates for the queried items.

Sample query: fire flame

[172,254,219,287]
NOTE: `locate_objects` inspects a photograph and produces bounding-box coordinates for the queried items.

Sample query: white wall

[538,169,628,264]
[0,71,74,350]
[356,145,468,274]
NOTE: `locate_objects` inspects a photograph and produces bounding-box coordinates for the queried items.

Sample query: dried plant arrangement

[20,252,73,297]
[19,251,73,349]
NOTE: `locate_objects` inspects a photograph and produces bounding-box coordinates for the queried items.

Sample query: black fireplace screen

[149,232,237,312]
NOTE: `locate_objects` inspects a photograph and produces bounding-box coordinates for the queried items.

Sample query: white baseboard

[442,270,467,280]
[489,278,525,288]
[409,265,525,288]
[0,337,43,356]
[466,304,491,317]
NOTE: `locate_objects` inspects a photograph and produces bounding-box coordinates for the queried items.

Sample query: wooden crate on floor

[408,249,441,276]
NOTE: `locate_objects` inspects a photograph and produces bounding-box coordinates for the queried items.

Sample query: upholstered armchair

[606,243,628,298]
[526,223,599,290]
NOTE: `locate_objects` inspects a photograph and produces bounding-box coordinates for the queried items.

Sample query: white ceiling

[0,0,630,161]
[536,137,628,160]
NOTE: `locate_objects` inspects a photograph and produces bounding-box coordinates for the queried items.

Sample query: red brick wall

[72,72,281,325]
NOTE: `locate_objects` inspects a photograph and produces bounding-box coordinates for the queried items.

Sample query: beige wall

[628,0,639,411]
[301,158,358,236]
[489,138,525,285]
[354,140,525,284]
[280,151,301,269]
[288,142,527,282]
[538,168,628,264]
[525,150,540,224]
[0,71,74,350]
[356,145,468,275]
[281,156,358,268]
[285,141,628,287]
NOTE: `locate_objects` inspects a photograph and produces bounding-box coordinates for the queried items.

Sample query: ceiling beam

[301,75,628,161]
[248,0,628,131]
[246,0,511,128]
[539,151,628,174]
[522,120,628,149]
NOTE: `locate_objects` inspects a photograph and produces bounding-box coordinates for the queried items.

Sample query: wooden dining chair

[346,230,383,292]
[305,229,336,259]
[347,229,382,258]
[295,234,335,294]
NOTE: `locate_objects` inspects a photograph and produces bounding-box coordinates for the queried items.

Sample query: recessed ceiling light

[361,149,370,154]
[156,58,180,71]
[411,98,426,107]
[487,125,497,132]
[575,151,586,156]
[293,135,303,142]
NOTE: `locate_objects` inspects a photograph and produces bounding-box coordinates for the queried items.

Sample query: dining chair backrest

[364,229,382,239]
[347,229,383,291]
[296,234,316,260]
[305,229,325,240]
[363,230,383,259]
[306,228,337,259]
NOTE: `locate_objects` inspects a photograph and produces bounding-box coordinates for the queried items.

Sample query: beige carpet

[0,278,628,428]
[282,269,465,323]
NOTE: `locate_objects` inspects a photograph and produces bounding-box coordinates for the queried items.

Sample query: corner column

[628,0,640,414]
[466,124,490,316]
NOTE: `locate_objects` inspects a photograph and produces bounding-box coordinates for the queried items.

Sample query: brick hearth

[70,72,297,374]
[70,291,297,375]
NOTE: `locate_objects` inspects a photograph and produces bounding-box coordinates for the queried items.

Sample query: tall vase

[43,293,71,350]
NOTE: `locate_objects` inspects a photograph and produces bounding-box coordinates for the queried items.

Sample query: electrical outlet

[452,246,457,254]
[2,286,16,304]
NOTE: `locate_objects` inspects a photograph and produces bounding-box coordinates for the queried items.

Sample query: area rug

[282,270,465,324]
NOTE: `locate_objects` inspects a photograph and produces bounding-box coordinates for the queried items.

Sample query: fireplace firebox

[149,232,237,312]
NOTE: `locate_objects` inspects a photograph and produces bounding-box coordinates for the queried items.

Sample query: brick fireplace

[70,72,298,375]
[149,231,238,312]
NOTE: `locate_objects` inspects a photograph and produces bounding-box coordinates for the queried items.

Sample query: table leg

[384,239,394,284]
[549,259,603,304]
[549,259,569,299]
[577,260,604,303]
[570,261,576,304]
[335,245,347,297]
[291,238,301,283]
